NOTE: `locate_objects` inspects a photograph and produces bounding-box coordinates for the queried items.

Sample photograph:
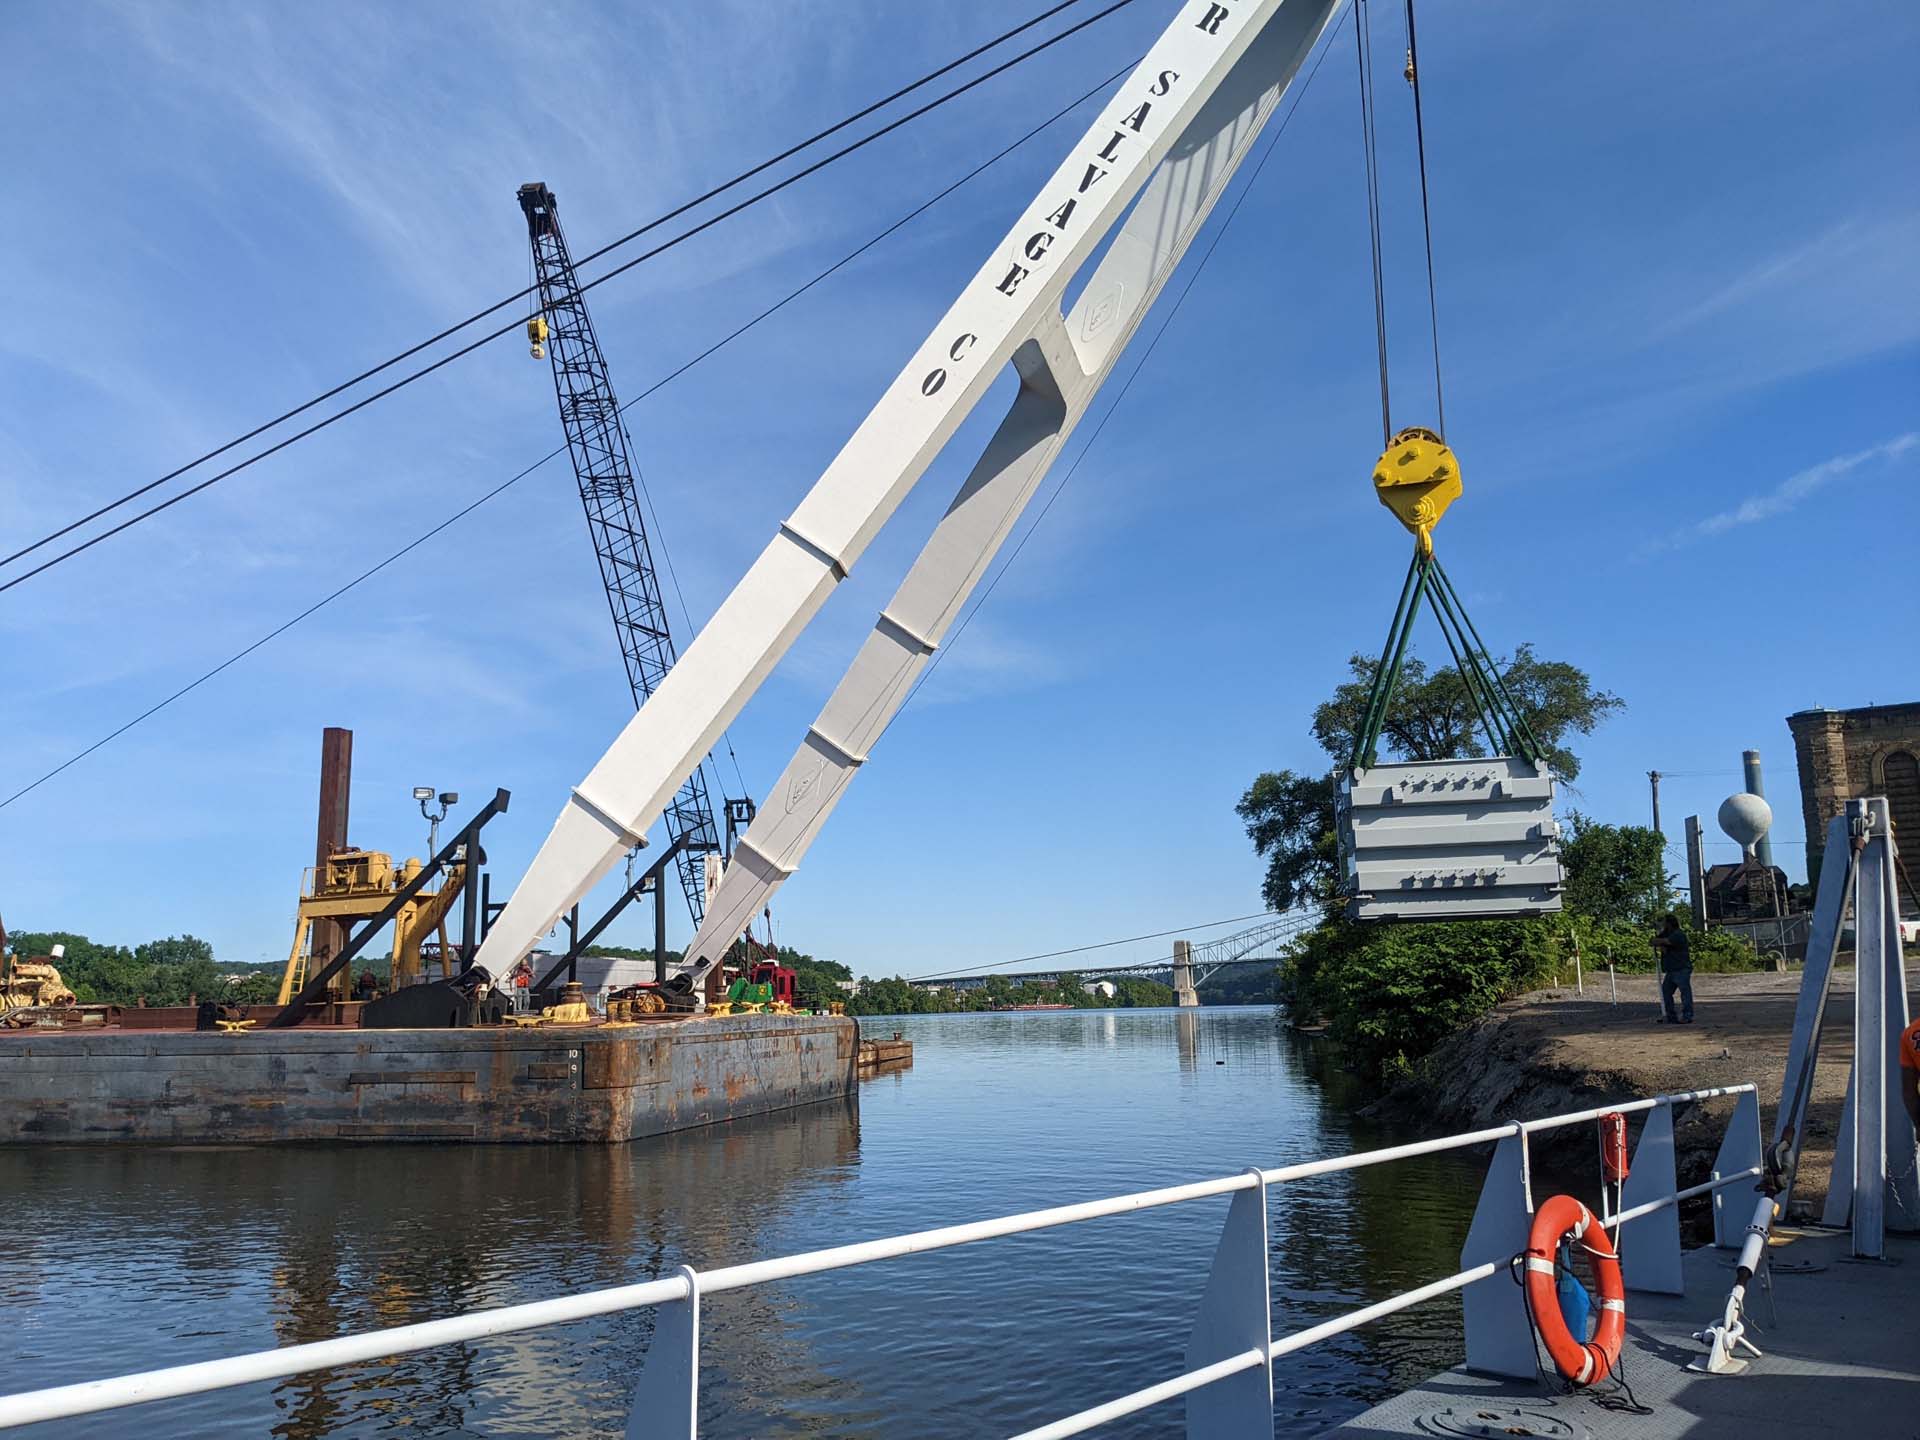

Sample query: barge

[0,1011,857,1145]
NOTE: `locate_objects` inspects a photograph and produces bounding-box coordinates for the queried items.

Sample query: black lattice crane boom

[518,181,720,925]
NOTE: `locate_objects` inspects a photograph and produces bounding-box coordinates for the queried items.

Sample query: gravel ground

[1378,963,1919,1217]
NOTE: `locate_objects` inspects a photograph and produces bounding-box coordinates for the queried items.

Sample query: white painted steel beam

[1824,797,1919,1249]
[1183,1175,1273,1436]
[1710,1088,1764,1249]
[471,0,1344,982]
[1775,815,1849,1171]
[1618,1103,1683,1295]
[682,3,1339,976]
[1459,1133,1534,1379]
[1852,797,1892,1255]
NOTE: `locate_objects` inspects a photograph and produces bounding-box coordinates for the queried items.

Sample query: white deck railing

[0,1083,1763,1437]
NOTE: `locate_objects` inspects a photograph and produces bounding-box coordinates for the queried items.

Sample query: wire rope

[1354,0,1393,445]
[1402,0,1447,437]
[0,0,1144,591]
[0,61,1136,812]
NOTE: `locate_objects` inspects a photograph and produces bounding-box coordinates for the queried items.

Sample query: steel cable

[0,0,1143,590]
[1403,0,1447,437]
[1355,0,1393,445]
[0,61,1137,811]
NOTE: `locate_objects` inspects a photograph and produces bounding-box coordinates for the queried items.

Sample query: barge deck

[1322,1226,1919,1440]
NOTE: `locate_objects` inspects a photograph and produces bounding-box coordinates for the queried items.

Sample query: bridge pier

[1172,940,1199,1008]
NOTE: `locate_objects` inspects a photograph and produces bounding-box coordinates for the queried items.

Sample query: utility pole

[1648,770,1671,913]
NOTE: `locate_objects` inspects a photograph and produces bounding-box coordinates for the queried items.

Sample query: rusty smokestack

[313,727,353,974]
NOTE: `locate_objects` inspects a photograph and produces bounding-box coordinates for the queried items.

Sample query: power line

[0,61,1136,814]
[901,911,1283,983]
[0,455,555,812]
[0,0,1114,574]
[0,0,1144,593]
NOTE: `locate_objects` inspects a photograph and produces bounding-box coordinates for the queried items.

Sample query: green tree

[1111,976,1176,1007]
[1234,770,1341,912]
[1311,645,1623,781]
[791,965,847,1011]
[1558,812,1669,925]
[1280,917,1561,1075]
[777,946,850,981]
[8,931,139,1004]
[848,976,917,1015]
[8,930,223,1006]
[226,970,282,1005]
[134,935,214,969]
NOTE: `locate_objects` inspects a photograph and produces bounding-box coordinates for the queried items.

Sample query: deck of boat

[1321,1226,1917,1439]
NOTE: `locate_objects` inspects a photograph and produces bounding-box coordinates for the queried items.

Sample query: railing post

[1461,1128,1534,1378]
[1820,799,1920,1244]
[628,1266,701,1440]
[1184,1172,1272,1438]
[1619,1103,1682,1294]
[1712,1089,1764,1249]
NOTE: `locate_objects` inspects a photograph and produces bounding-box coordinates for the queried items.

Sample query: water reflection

[2,1010,1480,1438]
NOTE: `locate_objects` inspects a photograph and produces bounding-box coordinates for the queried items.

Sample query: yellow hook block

[527,315,550,360]
[1372,426,1460,556]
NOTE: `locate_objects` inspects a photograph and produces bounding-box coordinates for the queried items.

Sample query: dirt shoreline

[1371,965,1918,1217]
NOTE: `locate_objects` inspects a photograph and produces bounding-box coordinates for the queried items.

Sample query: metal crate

[1338,757,1564,922]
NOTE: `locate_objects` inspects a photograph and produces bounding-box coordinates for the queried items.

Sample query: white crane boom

[470,0,1342,986]
[678,0,1339,988]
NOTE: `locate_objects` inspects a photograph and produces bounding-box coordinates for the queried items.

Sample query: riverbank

[1372,965,1918,1215]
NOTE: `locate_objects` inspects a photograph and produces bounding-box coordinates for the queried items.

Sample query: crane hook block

[527,315,550,360]
[1372,426,1460,556]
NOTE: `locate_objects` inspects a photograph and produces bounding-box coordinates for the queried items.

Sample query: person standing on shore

[1654,915,1693,1024]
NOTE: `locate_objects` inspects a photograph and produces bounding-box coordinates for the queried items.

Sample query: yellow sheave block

[1372,426,1461,555]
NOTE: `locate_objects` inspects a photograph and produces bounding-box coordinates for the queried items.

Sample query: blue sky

[2,0,1915,976]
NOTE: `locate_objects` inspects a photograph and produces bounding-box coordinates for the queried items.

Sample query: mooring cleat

[1688,1315,1762,1375]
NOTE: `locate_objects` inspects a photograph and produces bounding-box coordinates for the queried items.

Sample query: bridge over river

[906,909,1319,1005]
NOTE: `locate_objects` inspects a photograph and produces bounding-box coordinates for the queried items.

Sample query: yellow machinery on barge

[276,849,467,1004]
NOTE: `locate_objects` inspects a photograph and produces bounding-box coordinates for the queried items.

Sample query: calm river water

[2,1008,1486,1437]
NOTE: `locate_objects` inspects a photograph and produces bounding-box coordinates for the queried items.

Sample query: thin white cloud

[1656,219,1901,336]
[1647,432,1919,553]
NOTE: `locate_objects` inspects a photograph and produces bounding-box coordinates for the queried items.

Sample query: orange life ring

[1524,1194,1626,1386]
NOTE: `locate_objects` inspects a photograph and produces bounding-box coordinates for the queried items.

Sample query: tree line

[0,931,286,1006]
[847,972,1175,1016]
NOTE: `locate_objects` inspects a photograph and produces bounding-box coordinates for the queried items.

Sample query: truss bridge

[909,911,1320,1000]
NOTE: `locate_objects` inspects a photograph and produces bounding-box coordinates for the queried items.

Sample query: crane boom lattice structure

[518,182,720,925]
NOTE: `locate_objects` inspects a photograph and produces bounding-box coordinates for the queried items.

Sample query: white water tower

[1717,793,1773,859]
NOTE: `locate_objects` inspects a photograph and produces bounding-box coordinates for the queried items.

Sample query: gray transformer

[1338,757,1564,922]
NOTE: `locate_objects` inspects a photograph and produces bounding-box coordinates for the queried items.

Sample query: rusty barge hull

[0,1013,856,1145]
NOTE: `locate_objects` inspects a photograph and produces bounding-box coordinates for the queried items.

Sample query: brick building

[1787,701,1920,910]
